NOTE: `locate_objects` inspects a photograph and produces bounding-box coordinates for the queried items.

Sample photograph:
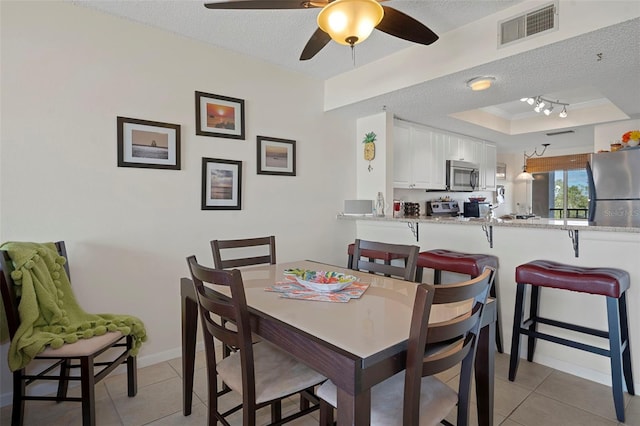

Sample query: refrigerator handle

[586,161,596,222]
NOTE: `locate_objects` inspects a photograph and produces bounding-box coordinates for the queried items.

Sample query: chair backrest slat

[351,239,419,281]
[211,236,276,270]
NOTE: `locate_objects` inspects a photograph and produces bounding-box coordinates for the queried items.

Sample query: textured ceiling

[71,0,640,153]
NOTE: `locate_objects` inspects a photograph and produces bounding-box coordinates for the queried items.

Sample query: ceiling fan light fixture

[466,76,495,91]
[317,0,384,46]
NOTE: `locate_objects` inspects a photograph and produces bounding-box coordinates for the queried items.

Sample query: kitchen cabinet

[447,136,482,164]
[480,142,497,190]
[393,121,494,191]
[393,121,446,190]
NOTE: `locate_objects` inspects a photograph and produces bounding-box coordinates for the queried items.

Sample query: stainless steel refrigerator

[587,148,640,227]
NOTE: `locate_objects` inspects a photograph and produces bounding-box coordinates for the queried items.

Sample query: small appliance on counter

[343,200,374,216]
[403,202,421,217]
[463,201,491,218]
[426,200,459,217]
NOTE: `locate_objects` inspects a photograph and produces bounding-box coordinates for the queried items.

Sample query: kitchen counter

[341,212,639,394]
[337,213,640,233]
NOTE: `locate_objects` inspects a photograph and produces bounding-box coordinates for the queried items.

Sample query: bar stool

[346,243,408,269]
[415,249,503,353]
[509,260,634,422]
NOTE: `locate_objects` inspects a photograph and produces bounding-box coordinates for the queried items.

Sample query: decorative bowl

[468,197,486,202]
[284,269,356,292]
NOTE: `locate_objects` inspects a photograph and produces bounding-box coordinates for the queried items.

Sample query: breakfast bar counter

[337,213,640,400]
[337,213,640,233]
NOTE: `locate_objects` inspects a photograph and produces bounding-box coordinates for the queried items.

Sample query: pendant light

[516,143,550,181]
[317,0,384,47]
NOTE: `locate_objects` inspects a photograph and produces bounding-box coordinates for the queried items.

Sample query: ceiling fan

[204,0,439,60]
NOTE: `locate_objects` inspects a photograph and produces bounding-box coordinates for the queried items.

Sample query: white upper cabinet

[393,121,446,190]
[480,142,497,190]
[393,121,495,191]
[447,136,482,164]
[393,123,412,188]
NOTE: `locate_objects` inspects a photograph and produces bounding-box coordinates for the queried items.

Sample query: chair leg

[618,292,635,395]
[415,266,424,283]
[271,400,282,423]
[607,296,626,422]
[80,357,96,426]
[509,283,526,381]
[433,269,442,284]
[526,285,540,362]
[347,254,353,269]
[127,355,137,397]
[56,359,71,400]
[12,370,25,426]
[319,400,334,426]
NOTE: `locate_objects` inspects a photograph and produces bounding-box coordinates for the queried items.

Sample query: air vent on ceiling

[546,130,575,137]
[499,2,557,46]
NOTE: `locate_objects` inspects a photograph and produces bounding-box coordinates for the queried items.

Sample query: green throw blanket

[0,242,147,372]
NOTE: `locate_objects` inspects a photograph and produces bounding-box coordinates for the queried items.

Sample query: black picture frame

[256,136,296,176]
[195,91,245,140]
[201,157,242,210]
[117,116,181,170]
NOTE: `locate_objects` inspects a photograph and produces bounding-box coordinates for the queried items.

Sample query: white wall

[594,119,640,151]
[355,112,393,210]
[0,1,356,404]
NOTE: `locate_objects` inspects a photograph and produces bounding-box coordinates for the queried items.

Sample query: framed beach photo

[201,158,242,210]
[195,91,245,140]
[117,116,181,170]
[257,136,296,176]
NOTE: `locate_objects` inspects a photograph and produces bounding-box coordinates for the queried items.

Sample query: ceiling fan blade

[204,0,325,9]
[376,6,439,45]
[299,28,331,60]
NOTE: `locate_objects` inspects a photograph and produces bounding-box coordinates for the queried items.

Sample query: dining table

[180,260,496,425]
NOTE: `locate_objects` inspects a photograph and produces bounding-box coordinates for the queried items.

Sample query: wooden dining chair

[186,255,326,426]
[0,241,138,426]
[211,235,276,269]
[350,239,419,281]
[317,267,495,426]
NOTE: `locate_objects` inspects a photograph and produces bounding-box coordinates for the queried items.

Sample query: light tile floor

[1,351,638,425]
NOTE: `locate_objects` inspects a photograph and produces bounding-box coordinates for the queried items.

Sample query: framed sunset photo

[195,91,245,140]
[201,157,242,210]
[257,136,296,176]
[117,116,180,170]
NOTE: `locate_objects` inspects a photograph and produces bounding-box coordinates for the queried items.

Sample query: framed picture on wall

[195,91,245,140]
[117,116,181,170]
[256,136,296,176]
[201,157,242,210]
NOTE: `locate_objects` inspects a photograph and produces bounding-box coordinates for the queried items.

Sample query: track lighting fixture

[520,96,569,118]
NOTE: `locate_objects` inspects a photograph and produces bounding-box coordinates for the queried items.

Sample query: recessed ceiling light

[466,76,495,91]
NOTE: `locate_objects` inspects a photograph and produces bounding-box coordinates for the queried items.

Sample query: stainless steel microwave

[446,160,479,192]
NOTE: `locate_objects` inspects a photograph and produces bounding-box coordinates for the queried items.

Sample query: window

[527,153,590,219]
[532,169,589,218]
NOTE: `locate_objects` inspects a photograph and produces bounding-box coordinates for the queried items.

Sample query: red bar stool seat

[416,249,502,353]
[509,260,634,422]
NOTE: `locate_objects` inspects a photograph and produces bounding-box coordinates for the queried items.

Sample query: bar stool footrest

[522,316,610,339]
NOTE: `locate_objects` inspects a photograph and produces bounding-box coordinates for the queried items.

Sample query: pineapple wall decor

[363,132,377,172]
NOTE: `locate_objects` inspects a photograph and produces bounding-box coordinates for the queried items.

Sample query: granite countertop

[337,214,640,233]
